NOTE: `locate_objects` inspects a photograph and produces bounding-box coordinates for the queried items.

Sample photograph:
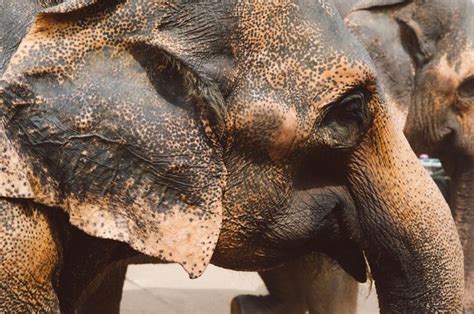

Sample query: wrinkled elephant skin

[0,0,463,312]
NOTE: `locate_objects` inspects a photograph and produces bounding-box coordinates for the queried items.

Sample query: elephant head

[344,0,474,309]
[0,0,463,311]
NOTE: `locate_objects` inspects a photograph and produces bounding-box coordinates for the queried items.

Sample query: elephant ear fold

[41,0,98,14]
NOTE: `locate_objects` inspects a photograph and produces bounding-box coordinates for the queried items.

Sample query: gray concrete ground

[121,264,379,313]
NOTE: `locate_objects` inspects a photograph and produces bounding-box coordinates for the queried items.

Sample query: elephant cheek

[268,107,297,160]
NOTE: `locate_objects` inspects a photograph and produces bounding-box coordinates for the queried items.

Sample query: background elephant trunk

[347,112,464,312]
[449,159,474,311]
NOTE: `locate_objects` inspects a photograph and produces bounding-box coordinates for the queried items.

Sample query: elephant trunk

[449,159,474,311]
[347,112,464,312]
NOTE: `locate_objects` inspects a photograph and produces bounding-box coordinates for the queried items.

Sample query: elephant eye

[316,88,372,149]
[459,75,474,98]
[339,92,366,126]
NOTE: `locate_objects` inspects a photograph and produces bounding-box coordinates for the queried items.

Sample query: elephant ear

[1,0,226,278]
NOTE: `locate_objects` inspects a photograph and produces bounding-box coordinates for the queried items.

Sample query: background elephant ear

[2,1,227,278]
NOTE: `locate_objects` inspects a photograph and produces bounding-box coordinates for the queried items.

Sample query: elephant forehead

[261,55,371,99]
[230,1,375,105]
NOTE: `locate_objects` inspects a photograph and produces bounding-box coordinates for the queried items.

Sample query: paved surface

[121,264,379,313]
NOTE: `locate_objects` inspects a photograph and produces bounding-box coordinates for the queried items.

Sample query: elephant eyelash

[313,86,371,132]
[322,87,370,114]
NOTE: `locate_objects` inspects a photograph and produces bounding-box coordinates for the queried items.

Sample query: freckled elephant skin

[0,199,61,312]
[0,0,463,313]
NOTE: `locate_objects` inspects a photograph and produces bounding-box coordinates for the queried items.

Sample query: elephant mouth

[290,154,368,282]
[406,122,455,158]
[309,188,368,283]
[283,183,368,283]
[428,126,457,159]
[212,183,368,282]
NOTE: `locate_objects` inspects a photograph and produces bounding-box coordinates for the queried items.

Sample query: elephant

[402,3,473,310]
[1,3,359,313]
[0,0,464,313]
[235,1,474,313]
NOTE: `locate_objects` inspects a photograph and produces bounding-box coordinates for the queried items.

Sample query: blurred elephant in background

[236,0,473,312]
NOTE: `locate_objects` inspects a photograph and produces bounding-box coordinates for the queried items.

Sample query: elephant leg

[57,226,159,313]
[57,227,137,313]
[75,263,128,314]
[231,253,358,314]
[304,254,358,314]
[0,199,62,313]
[231,260,306,314]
